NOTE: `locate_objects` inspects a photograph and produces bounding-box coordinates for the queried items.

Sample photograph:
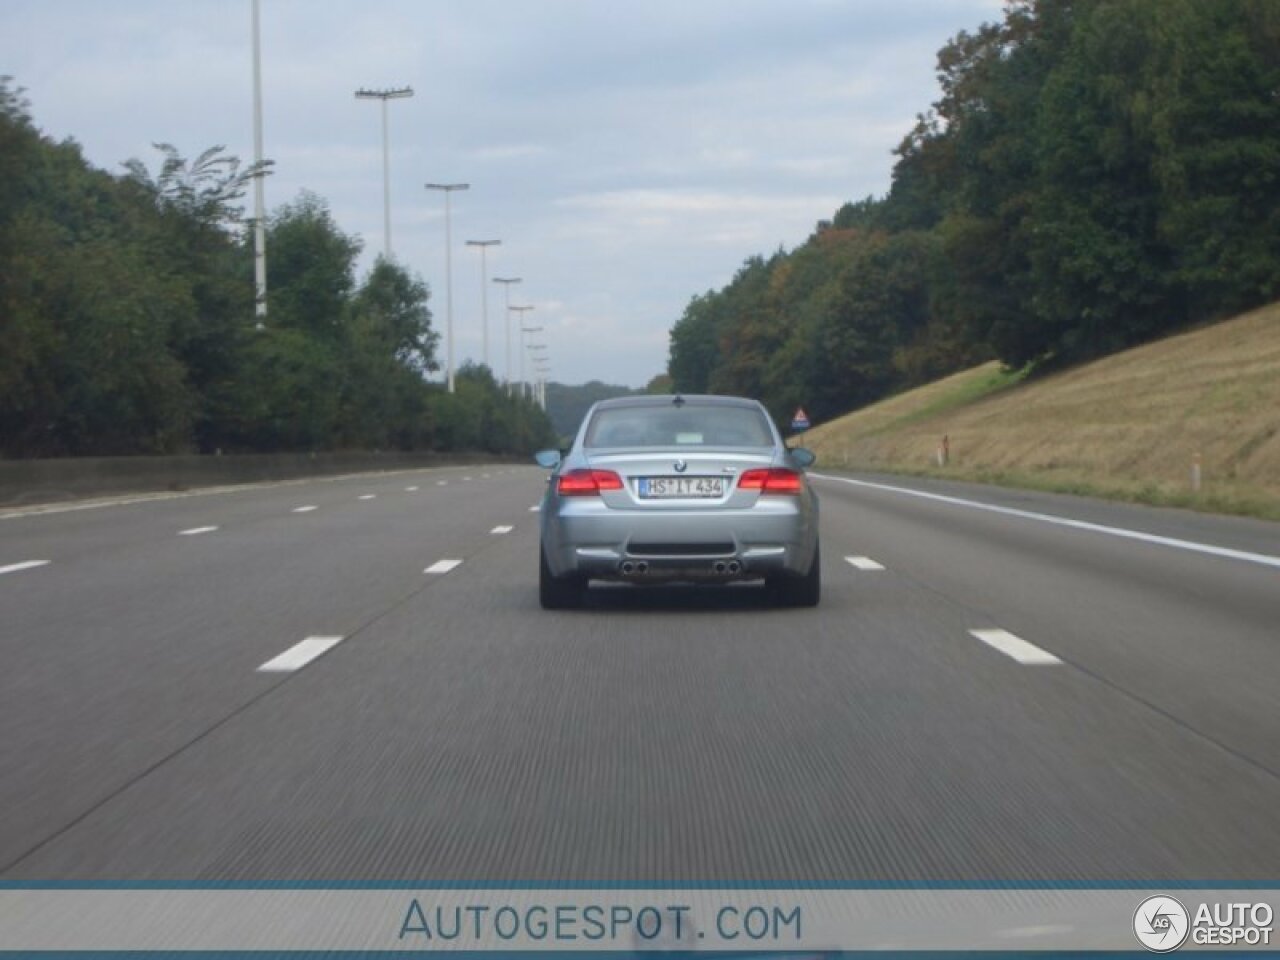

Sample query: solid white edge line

[491,525,514,535]
[844,555,886,571]
[257,635,344,673]
[178,526,218,536]
[0,560,51,576]
[969,628,1062,665]
[292,505,318,513]
[811,473,1280,570]
[425,559,464,575]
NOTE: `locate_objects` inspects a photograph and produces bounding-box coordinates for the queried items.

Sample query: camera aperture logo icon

[1134,895,1190,952]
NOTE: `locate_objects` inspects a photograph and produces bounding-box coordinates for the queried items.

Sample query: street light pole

[251,0,267,323]
[465,240,500,371]
[425,183,470,393]
[520,323,542,401]
[355,86,414,259]
[531,349,550,410]
[534,364,550,410]
[492,277,521,392]
[528,344,548,407]
[511,308,536,399]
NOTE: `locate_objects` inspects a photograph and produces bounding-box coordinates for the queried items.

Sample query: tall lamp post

[355,86,414,259]
[532,360,547,409]
[510,307,536,398]
[519,327,545,399]
[527,341,548,401]
[251,0,267,323]
[520,323,543,401]
[425,182,470,393]
[532,353,550,411]
[465,239,501,371]
[492,276,522,391]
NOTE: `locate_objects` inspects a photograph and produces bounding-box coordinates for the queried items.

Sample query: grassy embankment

[802,302,1280,521]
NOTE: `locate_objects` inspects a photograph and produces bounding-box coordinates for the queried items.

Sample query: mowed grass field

[802,302,1280,520]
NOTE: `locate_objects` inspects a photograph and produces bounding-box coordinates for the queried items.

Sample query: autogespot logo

[1134,895,1191,953]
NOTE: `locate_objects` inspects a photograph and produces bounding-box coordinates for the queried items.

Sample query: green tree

[265,192,361,338]
[339,258,437,449]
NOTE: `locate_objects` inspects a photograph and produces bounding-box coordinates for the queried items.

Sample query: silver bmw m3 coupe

[535,394,820,609]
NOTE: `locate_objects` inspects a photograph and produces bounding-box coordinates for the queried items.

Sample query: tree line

[667,0,1280,425]
[0,79,554,458]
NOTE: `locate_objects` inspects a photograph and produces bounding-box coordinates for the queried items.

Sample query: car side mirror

[534,449,562,469]
[789,447,816,469]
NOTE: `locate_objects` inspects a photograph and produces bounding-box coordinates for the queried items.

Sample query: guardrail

[0,451,517,509]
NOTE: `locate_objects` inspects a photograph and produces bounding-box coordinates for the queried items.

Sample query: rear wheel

[540,546,585,610]
[771,541,821,608]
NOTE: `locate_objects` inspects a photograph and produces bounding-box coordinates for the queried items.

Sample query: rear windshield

[585,404,775,449]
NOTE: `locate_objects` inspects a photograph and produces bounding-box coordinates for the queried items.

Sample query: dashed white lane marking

[811,473,1280,571]
[845,555,885,571]
[491,525,514,535]
[463,476,474,482]
[482,473,491,479]
[292,505,318,513]
[969,628,1062,665]
[0,560,50,576]
[178,526,218,536]
[358,494,377,501]
[529,504,541,512]
[437,480,448,486]
[257,635,344,672]
[424,558,464,575]
[405,486,419,492]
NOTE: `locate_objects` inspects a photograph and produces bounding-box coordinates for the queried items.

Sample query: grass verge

[802,303,1280,523]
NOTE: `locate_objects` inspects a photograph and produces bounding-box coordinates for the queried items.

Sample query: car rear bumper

[541,498,816,582]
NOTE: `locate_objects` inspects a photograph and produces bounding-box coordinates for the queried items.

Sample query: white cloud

[472,143,552,162]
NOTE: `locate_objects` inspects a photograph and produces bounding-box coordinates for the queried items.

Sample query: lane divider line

[845,555,886,571]
[437,481,448,486]
[358,494,377,501]
[491,525,514,535]
[529,504,541,512]
[178,526,218,536]
[425,559,463,575]
[811,473,1280,570]
[969,628,1062,665]
[292,505,318,513]
[257,635,344,673]
[0,560,50,576]
[405,486,420,492]
[463,476,474,482]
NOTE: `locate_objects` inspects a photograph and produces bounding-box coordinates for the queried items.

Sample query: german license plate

[638,476,725,499]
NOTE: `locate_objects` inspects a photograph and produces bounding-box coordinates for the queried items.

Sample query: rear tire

[772,541,821,608]
[540,546,585,610]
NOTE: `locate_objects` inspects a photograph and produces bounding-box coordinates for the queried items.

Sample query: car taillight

[557,469,624,496]
[738,468,804,495]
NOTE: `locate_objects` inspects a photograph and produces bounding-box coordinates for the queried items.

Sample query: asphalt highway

[1,464,1277,881]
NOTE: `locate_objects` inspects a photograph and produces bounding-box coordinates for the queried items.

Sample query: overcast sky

[5,0,1001,388]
